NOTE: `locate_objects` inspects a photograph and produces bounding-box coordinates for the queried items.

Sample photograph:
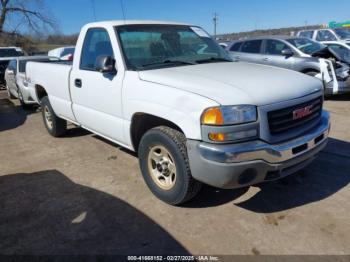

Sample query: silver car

[227,36,350,95]
[5,56,58,107]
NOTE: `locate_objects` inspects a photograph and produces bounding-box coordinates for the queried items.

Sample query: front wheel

[138,126,202,205]
[41,96,67,137]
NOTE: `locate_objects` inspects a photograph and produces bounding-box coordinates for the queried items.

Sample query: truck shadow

[92,135,350,211]
[233,137,350,213]
[0,170,189,256]
[62,125,91,138]
[0,96,38,132]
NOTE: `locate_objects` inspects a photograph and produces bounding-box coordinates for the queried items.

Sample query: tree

[0,0,55,34]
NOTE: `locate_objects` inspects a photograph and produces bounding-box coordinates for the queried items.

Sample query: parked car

[26,20,330,205]
[48,46,75,61]
[0,47,25,88]
[296,28,350,44]
[227,36,350,95]
[5,56,59,107]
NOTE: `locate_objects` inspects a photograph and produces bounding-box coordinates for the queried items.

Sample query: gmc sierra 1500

[26,20,330,205]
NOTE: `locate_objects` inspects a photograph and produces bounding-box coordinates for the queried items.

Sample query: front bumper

[187,111,330,189]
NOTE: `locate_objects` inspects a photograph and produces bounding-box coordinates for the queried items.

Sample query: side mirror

[7,69,14,75]
[95,55,116,73]
[281,49,294,57]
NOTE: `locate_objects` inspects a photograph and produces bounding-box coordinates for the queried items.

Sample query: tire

[305,70,319,77]
[41,96,67,137]
[17,88,31,109]
[6,84,16,99]
[138,126,202,205]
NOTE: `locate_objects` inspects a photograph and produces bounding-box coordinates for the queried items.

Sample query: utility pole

[213,13,218,39]
[91,0,97,21]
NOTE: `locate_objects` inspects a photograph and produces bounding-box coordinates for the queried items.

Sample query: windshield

[334,28,350,40]
[116,24,231,70]
[287,38,326,55]
[0,48,24,58]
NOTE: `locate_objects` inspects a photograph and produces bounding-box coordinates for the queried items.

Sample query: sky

[45,0,350,35]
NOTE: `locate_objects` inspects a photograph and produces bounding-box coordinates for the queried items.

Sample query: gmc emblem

[293,105,313,120]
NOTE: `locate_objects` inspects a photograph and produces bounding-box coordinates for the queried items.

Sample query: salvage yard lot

[0,90,350,256]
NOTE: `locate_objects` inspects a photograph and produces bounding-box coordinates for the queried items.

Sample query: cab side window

[80,28,114,71]
[265,40,292,55]
[316,30,337,41]
[241,40,262,54]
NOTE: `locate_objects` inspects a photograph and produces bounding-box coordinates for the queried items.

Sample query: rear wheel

[41,96,67,137]
[138,126,202,205]
[6,83,16,99]
[17,88,31,109]
[305,70,319,77]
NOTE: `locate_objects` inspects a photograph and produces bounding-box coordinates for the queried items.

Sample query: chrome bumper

[187,111,330,189]
[198,111,330,164]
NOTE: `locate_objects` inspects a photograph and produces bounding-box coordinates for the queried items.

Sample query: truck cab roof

[83,20,191,28]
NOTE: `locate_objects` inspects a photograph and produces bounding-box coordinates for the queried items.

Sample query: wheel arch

[301,67,320,74]
[35,84,48,103]
[130,113,186,152]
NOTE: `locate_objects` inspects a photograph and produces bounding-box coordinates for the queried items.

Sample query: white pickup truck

[26,20,331,205]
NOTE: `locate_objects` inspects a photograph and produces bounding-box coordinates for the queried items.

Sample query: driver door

[70,27,125,143]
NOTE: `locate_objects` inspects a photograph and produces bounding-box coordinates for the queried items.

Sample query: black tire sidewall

[305,71,319,77]
[17,88,26,107]
[139,130,190,204]
[41,97,57,136]
[6,84,15,99]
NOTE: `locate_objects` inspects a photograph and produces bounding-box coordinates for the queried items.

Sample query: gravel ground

[1,90,350,257]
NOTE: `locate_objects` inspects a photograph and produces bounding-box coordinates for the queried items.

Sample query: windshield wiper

[196,57,232,64]
[142,60,196,68]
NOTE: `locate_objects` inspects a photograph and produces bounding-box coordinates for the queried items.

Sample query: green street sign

[329,21,350,28]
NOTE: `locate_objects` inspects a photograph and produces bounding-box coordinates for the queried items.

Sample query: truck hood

[138,62,322,106]
[312,47,350,64]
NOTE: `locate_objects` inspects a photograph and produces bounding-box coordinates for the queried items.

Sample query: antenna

[213,13,218,38]
[120,0,126,22]
[91,0,97,21]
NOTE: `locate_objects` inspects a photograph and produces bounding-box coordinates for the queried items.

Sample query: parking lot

[0,89,350,256]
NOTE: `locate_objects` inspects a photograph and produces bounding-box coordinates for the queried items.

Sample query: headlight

[201,105,257,126]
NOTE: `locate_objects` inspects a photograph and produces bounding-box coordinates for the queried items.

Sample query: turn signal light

[209,129,258,142]
[208,133,226,142]
[201,107,224,125]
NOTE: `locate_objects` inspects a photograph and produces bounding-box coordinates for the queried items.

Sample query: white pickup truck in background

[26,20,330,205]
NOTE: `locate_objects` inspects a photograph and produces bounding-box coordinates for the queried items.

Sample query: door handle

[75,79,82,88]
[262,58,269,62]
[234,56,240,61]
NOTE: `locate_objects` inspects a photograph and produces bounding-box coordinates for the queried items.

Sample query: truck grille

[268,96,323,134]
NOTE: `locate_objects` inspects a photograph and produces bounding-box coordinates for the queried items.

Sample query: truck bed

[26,61,75,121]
